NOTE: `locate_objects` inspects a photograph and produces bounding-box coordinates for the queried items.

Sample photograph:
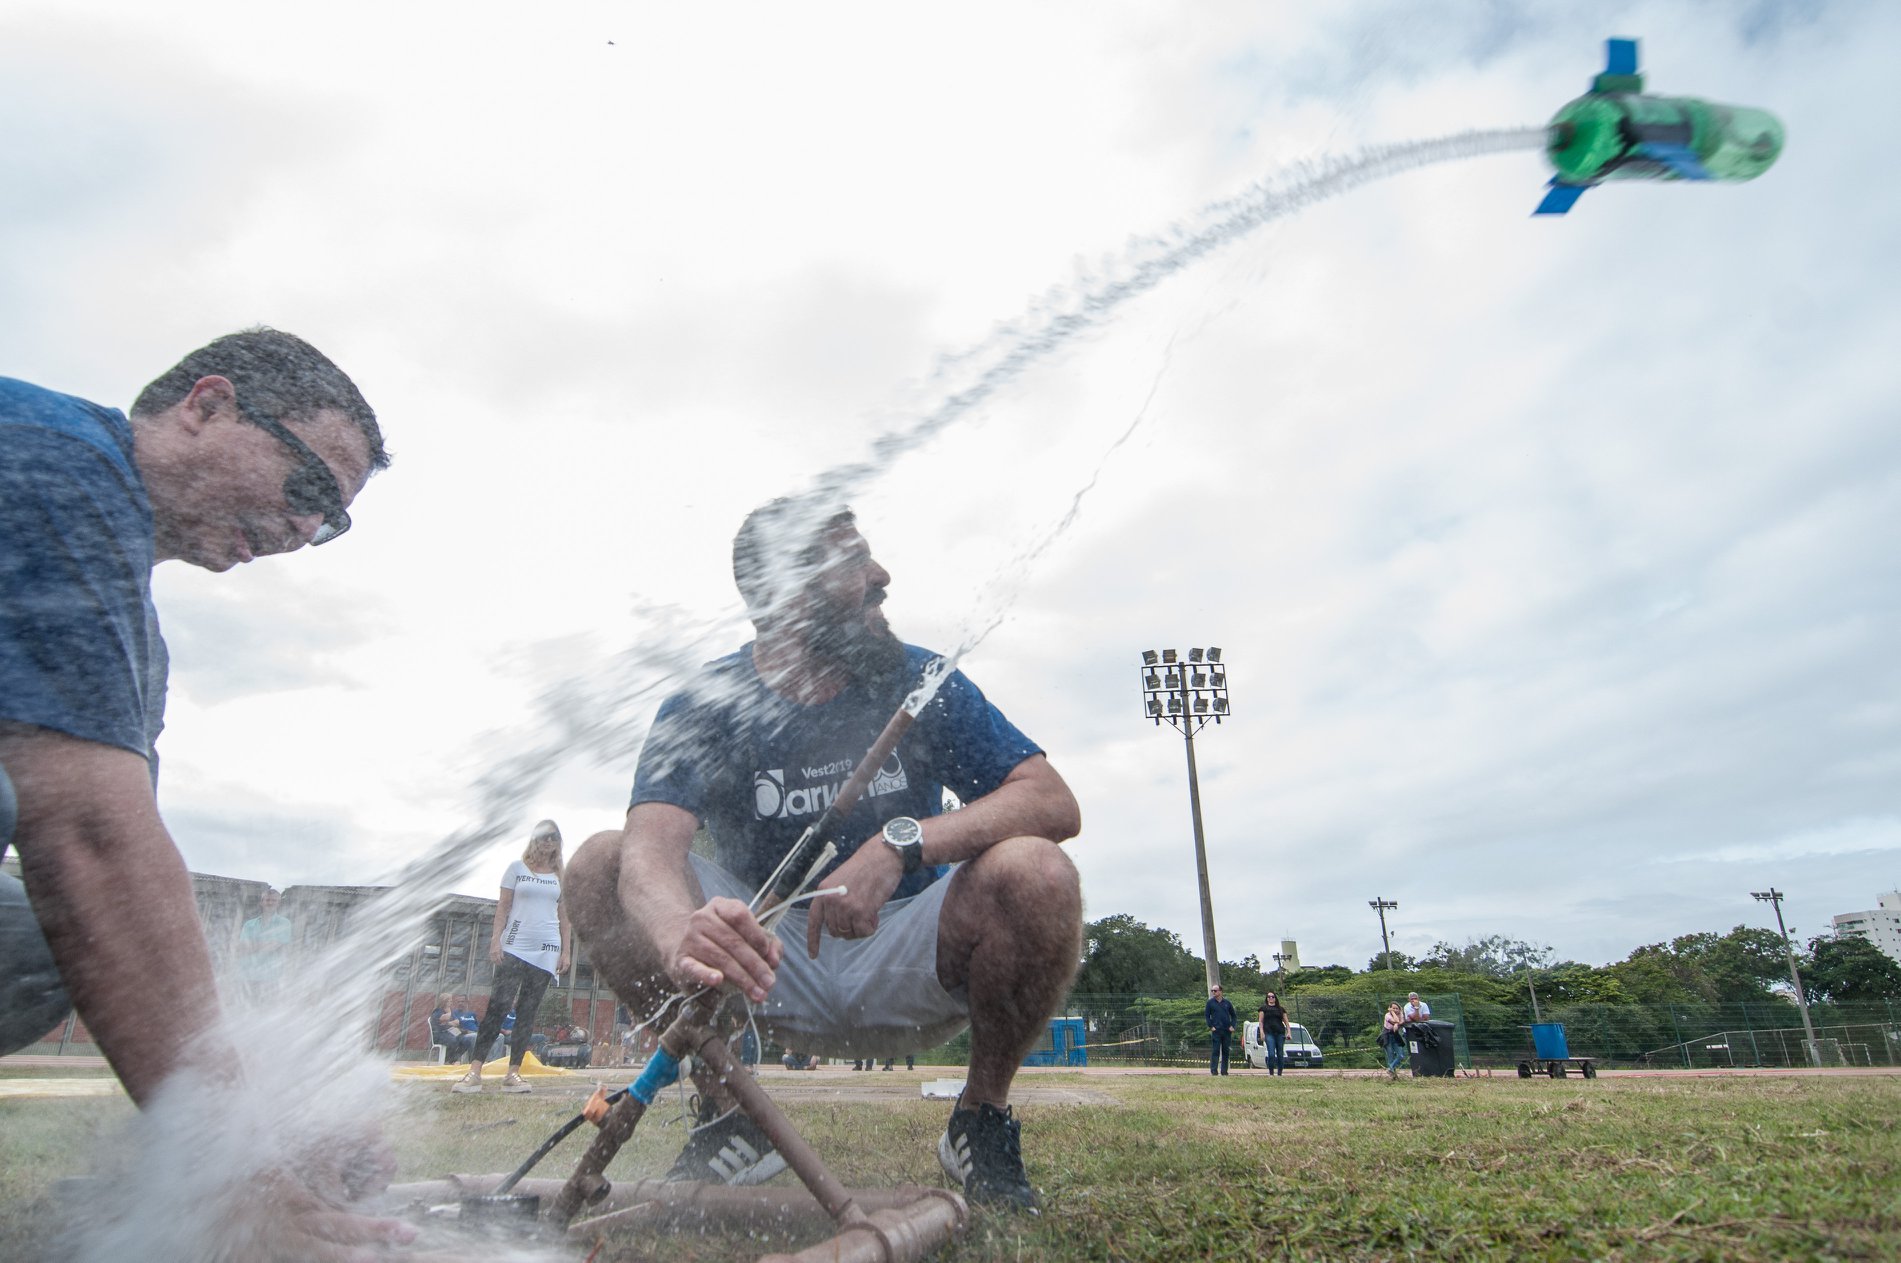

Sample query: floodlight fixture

[1369,897,1399,973]
[1750,886,1820,1063]
[1132,645,1235,993]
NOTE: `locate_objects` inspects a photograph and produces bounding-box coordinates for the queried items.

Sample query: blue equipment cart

[1517,1022,1596,1079]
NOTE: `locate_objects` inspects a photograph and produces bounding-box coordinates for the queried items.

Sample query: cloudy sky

[5,0,1896,974]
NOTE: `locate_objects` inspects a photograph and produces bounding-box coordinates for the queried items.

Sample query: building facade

[9,859,618,1058]
[1831,891,1901,967]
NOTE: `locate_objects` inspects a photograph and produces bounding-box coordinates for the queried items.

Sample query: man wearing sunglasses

[0,327,402,1252]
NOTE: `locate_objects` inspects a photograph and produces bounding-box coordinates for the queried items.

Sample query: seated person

[430,1000,477,1062]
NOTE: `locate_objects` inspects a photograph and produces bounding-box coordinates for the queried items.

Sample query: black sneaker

[938,1103,1039,1213]
[664,1104,787,1186]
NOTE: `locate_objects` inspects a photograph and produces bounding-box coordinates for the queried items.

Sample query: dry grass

[2,1069,1897,1261]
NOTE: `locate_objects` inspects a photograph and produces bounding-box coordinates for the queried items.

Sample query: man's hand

[228,1127,420,1262]
[557,949,571,975]
[234,1172,418,1262]
[487,941,502,965]
[804,839,903,958]
[291,1123,400,1208]
[672,896,782,1002]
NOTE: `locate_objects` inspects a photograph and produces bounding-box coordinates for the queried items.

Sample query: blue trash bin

[1531,1022,1570,1061]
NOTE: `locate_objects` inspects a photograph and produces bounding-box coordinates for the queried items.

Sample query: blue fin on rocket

[1631,141,1713,179]
[1592,37,1644,94]
[1534,180,1588,216]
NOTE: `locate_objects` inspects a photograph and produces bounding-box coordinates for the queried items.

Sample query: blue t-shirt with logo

[0,378,168,776]
[630,643,1041,899]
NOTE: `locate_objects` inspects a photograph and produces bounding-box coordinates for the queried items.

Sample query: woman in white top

[453,820,571,1093]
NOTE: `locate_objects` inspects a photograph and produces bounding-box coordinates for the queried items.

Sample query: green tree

[1366,949,1416,972]
[1293,964,1354,986]
[1074,914,1203,996]
[1604,950,1705,1005]
[1419,935,1552,979]
[1220,953,1269,1001]
[1537,961,1631,1006]
[1701,927,1792,1002]
[1606,926,1798,1006]
[1804,934,1901,1005]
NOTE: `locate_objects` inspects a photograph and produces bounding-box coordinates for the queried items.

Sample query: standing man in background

[235,886,294,1002]
[1205,983,1237,1076]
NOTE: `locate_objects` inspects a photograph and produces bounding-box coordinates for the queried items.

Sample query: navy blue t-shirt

[0,378,168,770]
[631,643,1041,900]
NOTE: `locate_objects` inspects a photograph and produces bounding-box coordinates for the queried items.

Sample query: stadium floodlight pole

[1139,646,1231,994]
[1752,888,1820,1066]
[1369,898,1399,973]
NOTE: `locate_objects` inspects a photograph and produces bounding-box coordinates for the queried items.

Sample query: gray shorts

[1,765,76,1056]
[0,870,70,1055]
[690,852,969,1059]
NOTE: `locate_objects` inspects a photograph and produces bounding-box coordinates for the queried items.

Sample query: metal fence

[1058,993,1470,1069]
[1639,1019,1901,1069]
[1058,993,1901,1071]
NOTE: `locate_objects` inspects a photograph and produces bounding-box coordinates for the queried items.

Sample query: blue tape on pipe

[629,1047,681,1104]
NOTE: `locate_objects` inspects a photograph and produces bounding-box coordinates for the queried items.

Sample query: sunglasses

[236,399,350,544]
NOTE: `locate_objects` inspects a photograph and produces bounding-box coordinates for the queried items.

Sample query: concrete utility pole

[1369,898,1399,973]
[1752,888,1821,1066]
[1138,647,1231,994]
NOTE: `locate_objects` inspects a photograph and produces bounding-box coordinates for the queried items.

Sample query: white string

[757,884,849,935]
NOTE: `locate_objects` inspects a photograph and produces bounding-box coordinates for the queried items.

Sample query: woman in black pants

[454,821,570,1093]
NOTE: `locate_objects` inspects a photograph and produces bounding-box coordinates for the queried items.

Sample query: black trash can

[1407,1020,1457,1078]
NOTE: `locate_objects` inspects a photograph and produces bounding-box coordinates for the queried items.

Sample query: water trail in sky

[807,127,1543,670]
[63,127,1542,1260]
[816,127,1545,505]
[943,331,1181,672]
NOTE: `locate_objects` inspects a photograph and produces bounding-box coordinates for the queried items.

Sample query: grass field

[2,1068,1898,1261]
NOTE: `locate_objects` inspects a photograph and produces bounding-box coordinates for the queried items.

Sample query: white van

[1242,1020,1324,1070]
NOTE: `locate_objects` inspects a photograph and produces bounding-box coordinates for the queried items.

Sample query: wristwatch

[881,816,925,875]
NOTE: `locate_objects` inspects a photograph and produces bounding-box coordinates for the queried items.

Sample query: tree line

[1068,914,1901,1065]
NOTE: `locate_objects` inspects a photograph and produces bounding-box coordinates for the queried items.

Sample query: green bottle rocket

[1535,38,1784,215]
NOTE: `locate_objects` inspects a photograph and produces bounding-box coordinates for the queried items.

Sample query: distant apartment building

[1831,890,1901,966]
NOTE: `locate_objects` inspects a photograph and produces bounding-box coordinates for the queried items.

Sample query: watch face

[883,816,923,846]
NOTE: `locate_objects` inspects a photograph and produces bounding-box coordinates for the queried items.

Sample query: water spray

[436,657,960,1251]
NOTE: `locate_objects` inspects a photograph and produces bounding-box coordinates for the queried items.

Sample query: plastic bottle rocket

[1536,38,1783,215]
